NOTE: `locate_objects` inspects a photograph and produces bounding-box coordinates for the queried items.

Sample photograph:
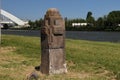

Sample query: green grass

[1,35,120,80]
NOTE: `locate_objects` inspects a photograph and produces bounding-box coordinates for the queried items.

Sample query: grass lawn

[0,35,120,80]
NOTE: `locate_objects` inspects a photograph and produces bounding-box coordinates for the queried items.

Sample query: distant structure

[0,9,29,28]
[72,22,94,27]
[118,24,120,26]
[72,23,88,27]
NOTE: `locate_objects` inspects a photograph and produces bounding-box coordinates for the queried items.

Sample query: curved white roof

[1,9,28,26]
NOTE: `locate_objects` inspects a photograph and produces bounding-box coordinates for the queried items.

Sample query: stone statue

[40,8,67,74]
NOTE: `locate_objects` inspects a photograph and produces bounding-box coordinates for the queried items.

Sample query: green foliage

[96,17,104,27]
[107,11,120,26]
[65,10,120,31]
[28,18,43,30]
[86,11,95,24]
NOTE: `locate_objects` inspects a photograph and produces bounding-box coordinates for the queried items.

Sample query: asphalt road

[1,30,120,42]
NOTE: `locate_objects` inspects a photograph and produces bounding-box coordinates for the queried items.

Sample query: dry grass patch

[0,46,25,64]
[0,46,16,53]
[0,47,36,80]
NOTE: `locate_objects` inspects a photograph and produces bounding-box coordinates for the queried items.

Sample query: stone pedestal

[40,8,67,74]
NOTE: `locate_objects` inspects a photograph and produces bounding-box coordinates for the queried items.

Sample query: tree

[28,18,43,30]
[96,17,104,26]
[105,11,120,31]
[86,11,95,26]
[86,12,92,20]
[95,17,107,30]
[107,11,120,26]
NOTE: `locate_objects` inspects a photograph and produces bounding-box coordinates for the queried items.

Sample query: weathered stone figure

[40,8,67,74]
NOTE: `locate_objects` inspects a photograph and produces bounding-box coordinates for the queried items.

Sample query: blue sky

[2,0,120,20]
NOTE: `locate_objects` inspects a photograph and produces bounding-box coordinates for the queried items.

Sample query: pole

[0,0,1,45]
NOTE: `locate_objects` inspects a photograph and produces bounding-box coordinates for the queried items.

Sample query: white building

[118,24,120,26]
[72,23,88,27]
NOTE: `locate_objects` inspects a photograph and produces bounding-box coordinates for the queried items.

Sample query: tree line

[27,10,120,31]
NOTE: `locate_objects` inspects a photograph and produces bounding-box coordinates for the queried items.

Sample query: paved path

[1,30,120,42]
